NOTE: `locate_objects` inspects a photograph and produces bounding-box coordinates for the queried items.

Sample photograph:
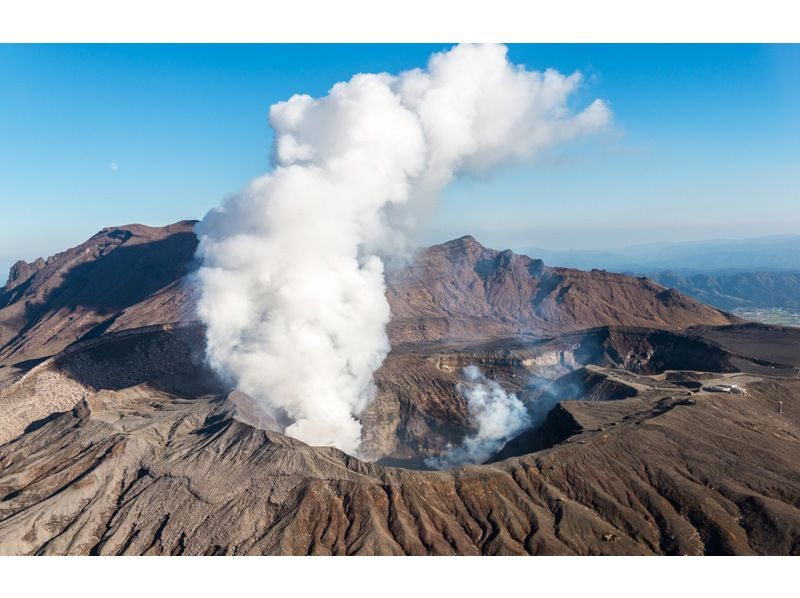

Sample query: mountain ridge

[387,234,738,343]
[1,221,738,368]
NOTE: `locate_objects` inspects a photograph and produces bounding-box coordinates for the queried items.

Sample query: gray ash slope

[0,222,798,555]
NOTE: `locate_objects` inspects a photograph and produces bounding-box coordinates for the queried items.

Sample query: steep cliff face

[3,258,46,292]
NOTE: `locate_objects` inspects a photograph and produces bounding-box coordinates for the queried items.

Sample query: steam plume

[196,44,611,454]
[426,366,531,469]
[524,374,586,428]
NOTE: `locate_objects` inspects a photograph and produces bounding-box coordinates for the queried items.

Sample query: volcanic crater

[1,222,798,555]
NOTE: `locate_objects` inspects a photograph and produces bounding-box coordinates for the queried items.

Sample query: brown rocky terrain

[0,222,796,555]
[386,235,739,343]
[0,323,797,555]
[0,221,198,369]
[0,224,738,376]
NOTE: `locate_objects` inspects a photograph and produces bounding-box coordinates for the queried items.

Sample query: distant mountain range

[526,235,800,273]
[646,271,800,310]
[525,235,800,311]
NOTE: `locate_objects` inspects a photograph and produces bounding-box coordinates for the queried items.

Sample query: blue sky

[1,44,799,276]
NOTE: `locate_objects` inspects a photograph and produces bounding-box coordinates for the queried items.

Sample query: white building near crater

[705,383,749,396]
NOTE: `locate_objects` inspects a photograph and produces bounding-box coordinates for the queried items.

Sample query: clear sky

[1,44,799,277]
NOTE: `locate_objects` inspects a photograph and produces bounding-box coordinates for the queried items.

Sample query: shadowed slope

[0,221,198,365]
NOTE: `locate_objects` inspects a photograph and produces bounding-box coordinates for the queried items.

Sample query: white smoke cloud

[426,366,532,469]
[524,373,586,428]
[195,44,611,454]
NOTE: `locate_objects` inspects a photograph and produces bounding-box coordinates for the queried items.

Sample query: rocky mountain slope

[0,224,738,372]
[0,221,796,556]
[387,236,739,342]
[0,325,798,555]
[0,221,198,367]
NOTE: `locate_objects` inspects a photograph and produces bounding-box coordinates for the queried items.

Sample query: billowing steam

[196,44,611,454]
[426,366,532,469]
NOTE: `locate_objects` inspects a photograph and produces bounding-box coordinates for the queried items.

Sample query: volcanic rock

[0,222,796,556]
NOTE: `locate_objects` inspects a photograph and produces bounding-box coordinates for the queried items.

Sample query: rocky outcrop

[4,258,46,292]
[0,324,212,444]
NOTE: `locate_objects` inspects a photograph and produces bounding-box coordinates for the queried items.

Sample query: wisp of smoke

[426,366,532,469]
[195,44,611,454]
[524,373,586,428]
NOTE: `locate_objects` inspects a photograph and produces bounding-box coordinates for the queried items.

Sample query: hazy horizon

[3,219,800,282]
[2,44,799,277]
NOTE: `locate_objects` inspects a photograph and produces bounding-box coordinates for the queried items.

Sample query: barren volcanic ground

[0,222,798,555]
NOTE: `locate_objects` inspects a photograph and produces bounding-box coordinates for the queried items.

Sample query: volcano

[0,222,798,555]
